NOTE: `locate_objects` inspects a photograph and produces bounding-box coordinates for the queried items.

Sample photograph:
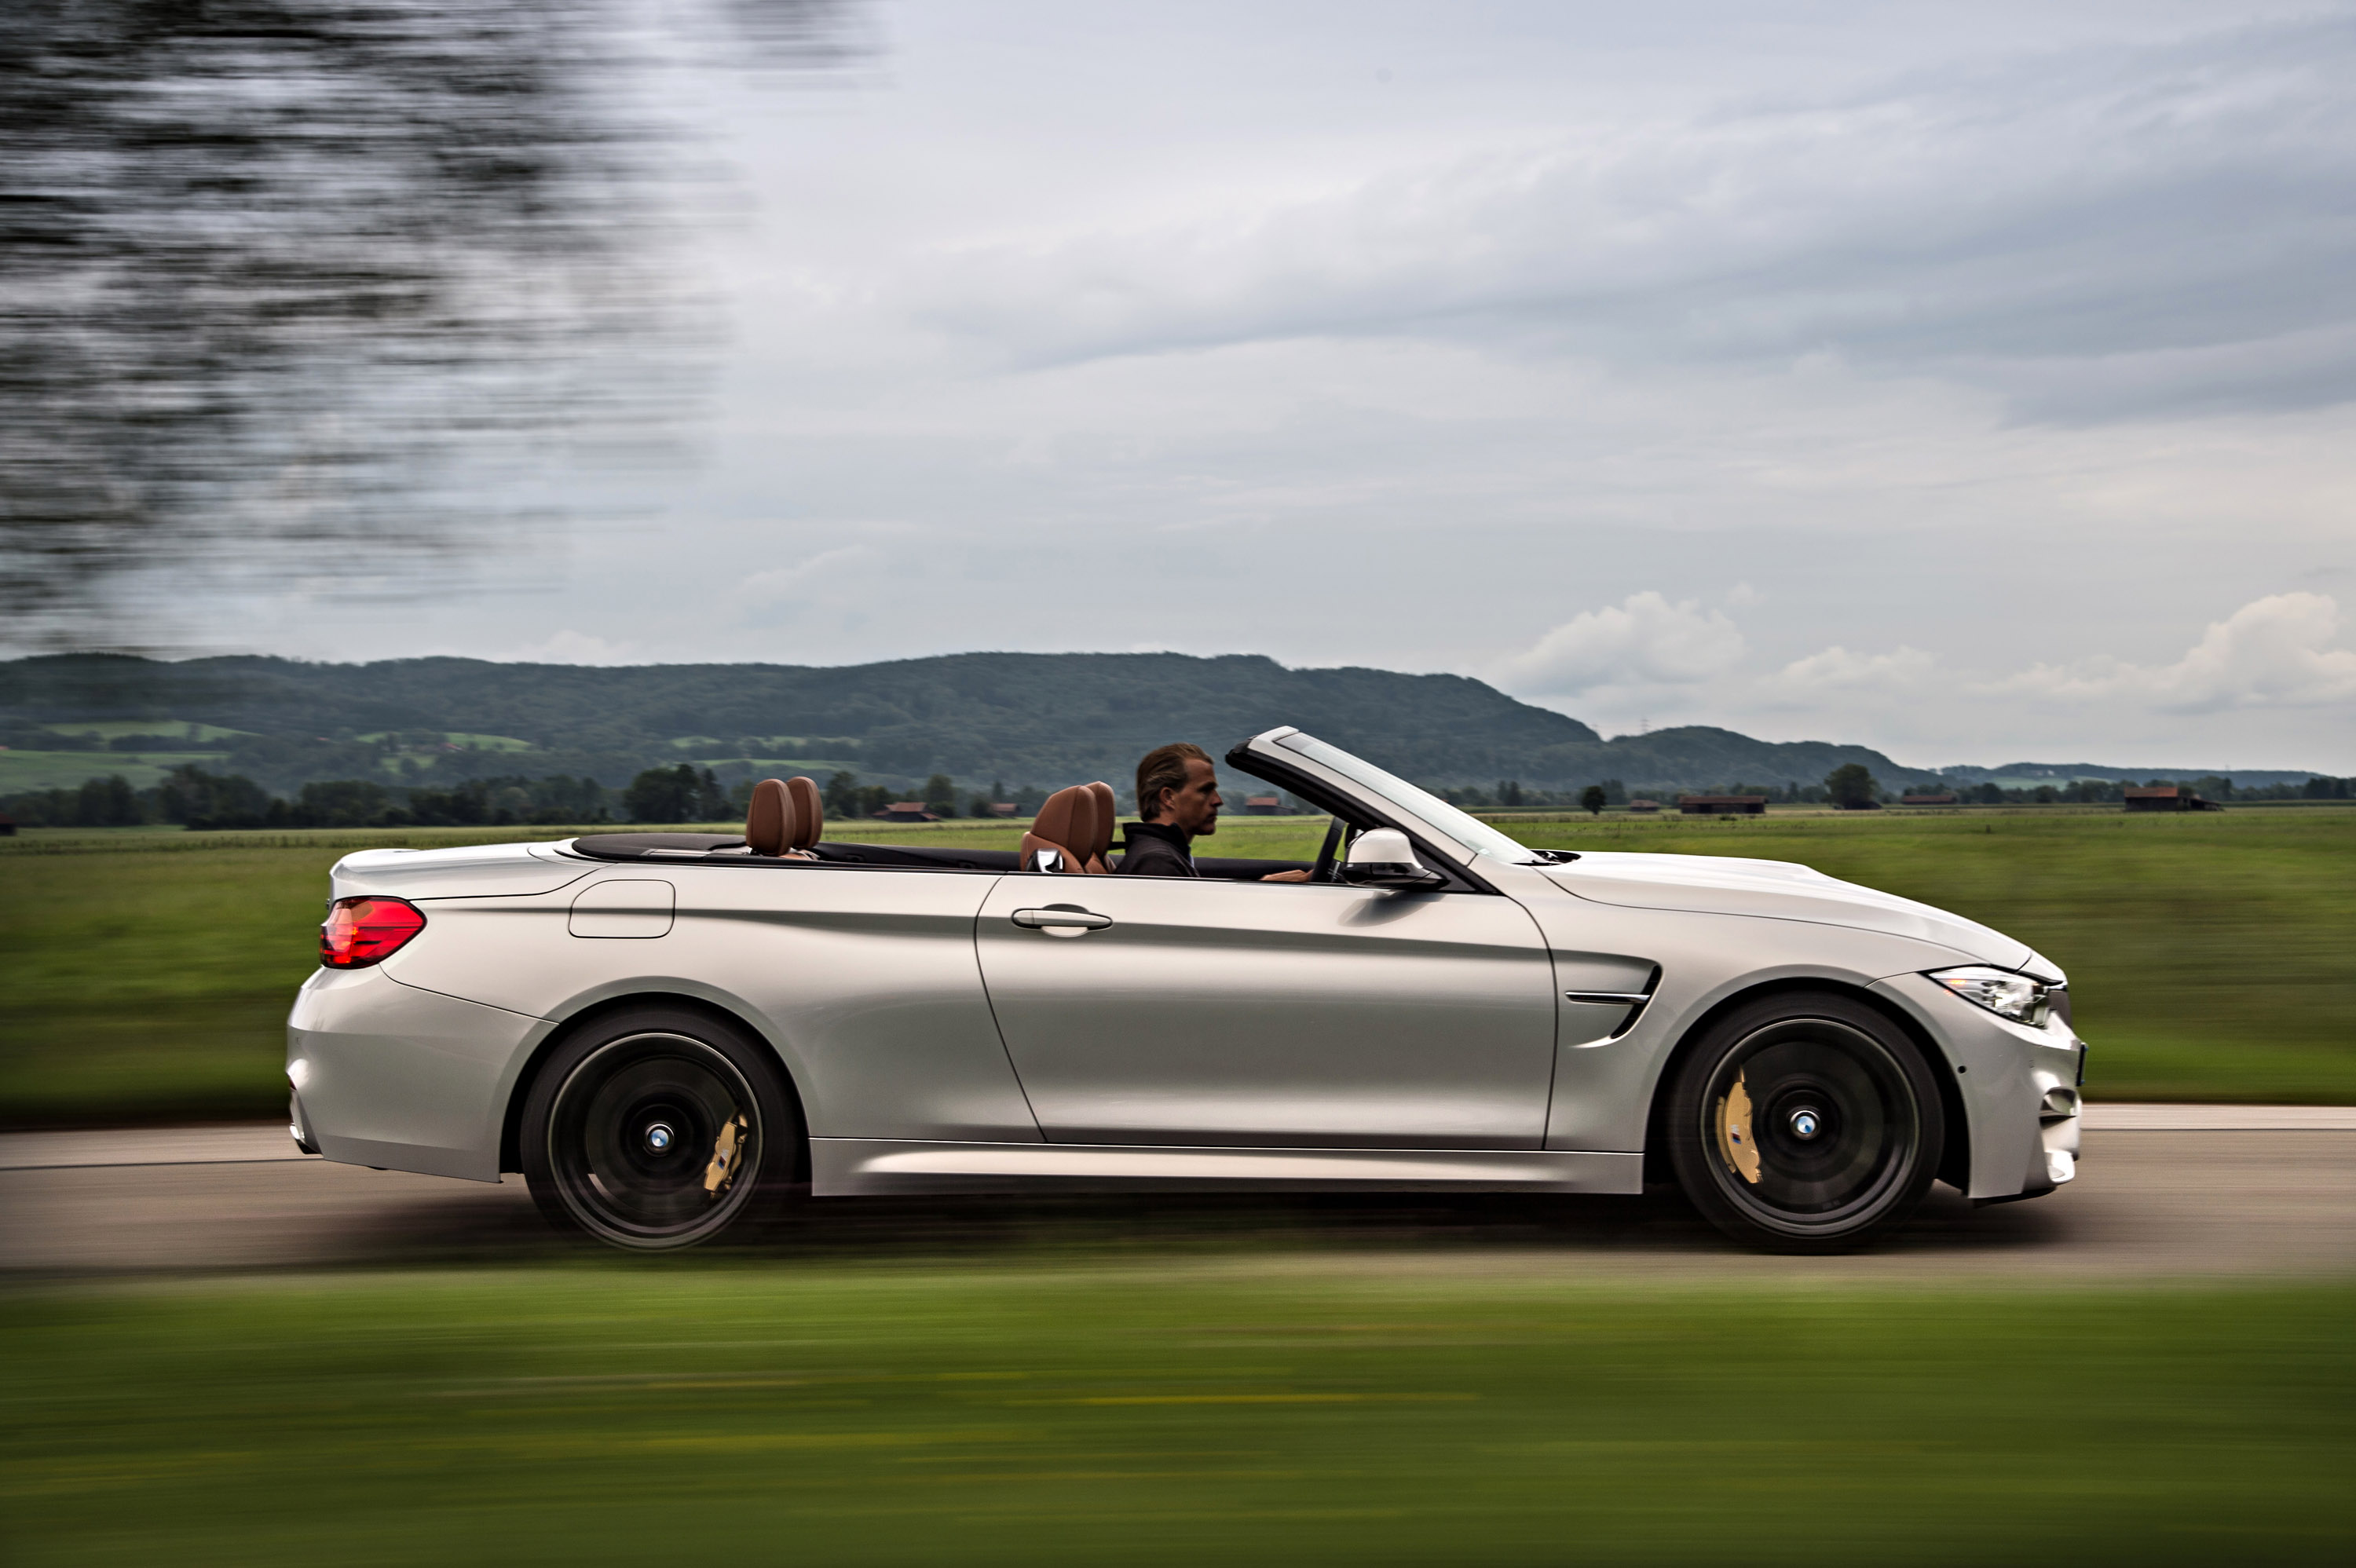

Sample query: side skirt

[810,1139,1643,1197]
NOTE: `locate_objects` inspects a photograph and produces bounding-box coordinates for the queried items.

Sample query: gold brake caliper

[703,1113,751,1196]
[1714,1071,1762,1185]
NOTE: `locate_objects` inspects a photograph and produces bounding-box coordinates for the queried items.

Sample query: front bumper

[1870,971,2085,1202]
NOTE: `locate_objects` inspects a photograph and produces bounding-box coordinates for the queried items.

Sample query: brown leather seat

[1022,784,1108,873]
[786,776,824,852]
[746,776,824,857]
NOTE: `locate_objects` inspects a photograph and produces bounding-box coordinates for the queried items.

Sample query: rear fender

[497,986,813,1180]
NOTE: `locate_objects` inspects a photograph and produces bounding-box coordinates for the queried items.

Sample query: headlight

[1928,965,2052,1026]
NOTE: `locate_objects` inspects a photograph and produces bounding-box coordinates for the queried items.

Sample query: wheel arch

[1638,975,1970,1190]
[499,990,812,1182]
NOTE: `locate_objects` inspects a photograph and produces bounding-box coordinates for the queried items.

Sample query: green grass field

[2,1265,2347,1566]
[2,806,2351,1124]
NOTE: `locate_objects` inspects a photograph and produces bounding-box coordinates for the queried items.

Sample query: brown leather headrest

[745,778,793,857]
[1085,782,1116,861]
[1030,784,1096,858]
[786,777,824,850]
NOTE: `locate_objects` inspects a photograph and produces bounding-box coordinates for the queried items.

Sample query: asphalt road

[3,1109,2352,1282]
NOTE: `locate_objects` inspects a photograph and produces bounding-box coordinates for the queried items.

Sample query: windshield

[1274,733,1540,864]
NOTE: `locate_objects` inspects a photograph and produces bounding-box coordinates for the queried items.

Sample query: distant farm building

[1678,795,1768,816]
[987,802,1019,817]
[872,802,940,823]
[2124,785,2222,813]
[1626,799,1661,814]
[1900,792,1959,806]
[1244,795,1285,815]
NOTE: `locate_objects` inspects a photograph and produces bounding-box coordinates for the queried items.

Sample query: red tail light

[320,897,426,968]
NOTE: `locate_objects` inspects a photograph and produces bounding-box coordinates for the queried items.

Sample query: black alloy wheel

[521,1006,799,1251]
[1664,992,1944,1253]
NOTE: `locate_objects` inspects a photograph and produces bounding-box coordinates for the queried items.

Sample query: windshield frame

[1263,731,1541,866]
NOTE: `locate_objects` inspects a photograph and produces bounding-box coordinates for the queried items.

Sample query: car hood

[1540,852,2047,974]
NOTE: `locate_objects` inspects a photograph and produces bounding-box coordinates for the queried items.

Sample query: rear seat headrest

[1030,784,1096,860]
[786,777,824,850]
[746,777,793,856]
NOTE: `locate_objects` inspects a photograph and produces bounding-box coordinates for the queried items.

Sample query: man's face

[1162,756,1223,838]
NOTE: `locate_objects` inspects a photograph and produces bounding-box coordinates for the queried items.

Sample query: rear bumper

[287,964,548,1183]
[1870,972,2085,1202]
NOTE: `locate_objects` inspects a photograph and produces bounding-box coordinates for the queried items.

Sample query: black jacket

[1116,821,1196,877]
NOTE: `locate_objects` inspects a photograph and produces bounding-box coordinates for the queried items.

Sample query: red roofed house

[2124,785,2221,813]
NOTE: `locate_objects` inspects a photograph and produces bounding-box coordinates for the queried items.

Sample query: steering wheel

[1311,817,1348,884]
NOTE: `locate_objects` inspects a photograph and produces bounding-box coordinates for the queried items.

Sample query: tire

[1664,992,1944,1254]
[521,1005,801,1252]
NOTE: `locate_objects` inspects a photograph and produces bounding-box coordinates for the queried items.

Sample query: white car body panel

[810,1139,1641,1196]
[1541,852,2035,970]
[974,873,1556,1148]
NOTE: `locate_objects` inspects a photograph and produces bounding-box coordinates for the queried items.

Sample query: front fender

[1516,892,1985,1153]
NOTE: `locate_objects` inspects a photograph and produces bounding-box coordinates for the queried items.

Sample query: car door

[973,872,1557,1148]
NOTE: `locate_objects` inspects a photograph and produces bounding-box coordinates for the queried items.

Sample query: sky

[221,0,2356,771]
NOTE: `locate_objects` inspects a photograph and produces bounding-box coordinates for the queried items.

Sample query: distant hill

[1935,761,2325,790]
[0,651,1960,797]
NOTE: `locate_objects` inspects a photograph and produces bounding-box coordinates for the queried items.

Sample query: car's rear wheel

[1665,992,1943,1254]
[521,1007,799,1251]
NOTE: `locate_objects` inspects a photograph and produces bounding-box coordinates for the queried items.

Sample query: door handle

[1012,907,1113,931]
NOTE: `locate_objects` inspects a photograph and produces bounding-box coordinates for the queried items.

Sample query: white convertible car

[288,727,2084,1253]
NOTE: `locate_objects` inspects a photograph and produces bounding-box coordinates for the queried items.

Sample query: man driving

[1121,742,1312,881]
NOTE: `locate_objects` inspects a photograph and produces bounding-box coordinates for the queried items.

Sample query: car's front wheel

[1664,992,1944,1254]
[521,1006,799,1251]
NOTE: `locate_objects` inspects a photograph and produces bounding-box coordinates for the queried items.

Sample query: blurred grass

[2,807,2351,1124]
[0,1266,2347,1566]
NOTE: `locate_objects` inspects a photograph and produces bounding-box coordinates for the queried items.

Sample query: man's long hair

[1136,742,1212,822]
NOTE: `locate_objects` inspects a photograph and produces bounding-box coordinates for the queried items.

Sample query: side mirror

[1339,827,1445,889]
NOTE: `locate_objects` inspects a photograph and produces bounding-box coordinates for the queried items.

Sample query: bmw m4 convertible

[287,727,2084,1253]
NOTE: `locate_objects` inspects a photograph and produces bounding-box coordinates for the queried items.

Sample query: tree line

[0,763,1060,830]
[1,767,617,830]
[10,759,2351,832]
[1954,775,2351,805]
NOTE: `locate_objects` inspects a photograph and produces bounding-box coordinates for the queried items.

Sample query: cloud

[1998,592,2356,712]
[503,629,641,665]
[1500,590,2354,764]
[1762,645,1938,701]
[901,15,2356,422]
[734,545,873,609]
[1500,591,1747,696]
